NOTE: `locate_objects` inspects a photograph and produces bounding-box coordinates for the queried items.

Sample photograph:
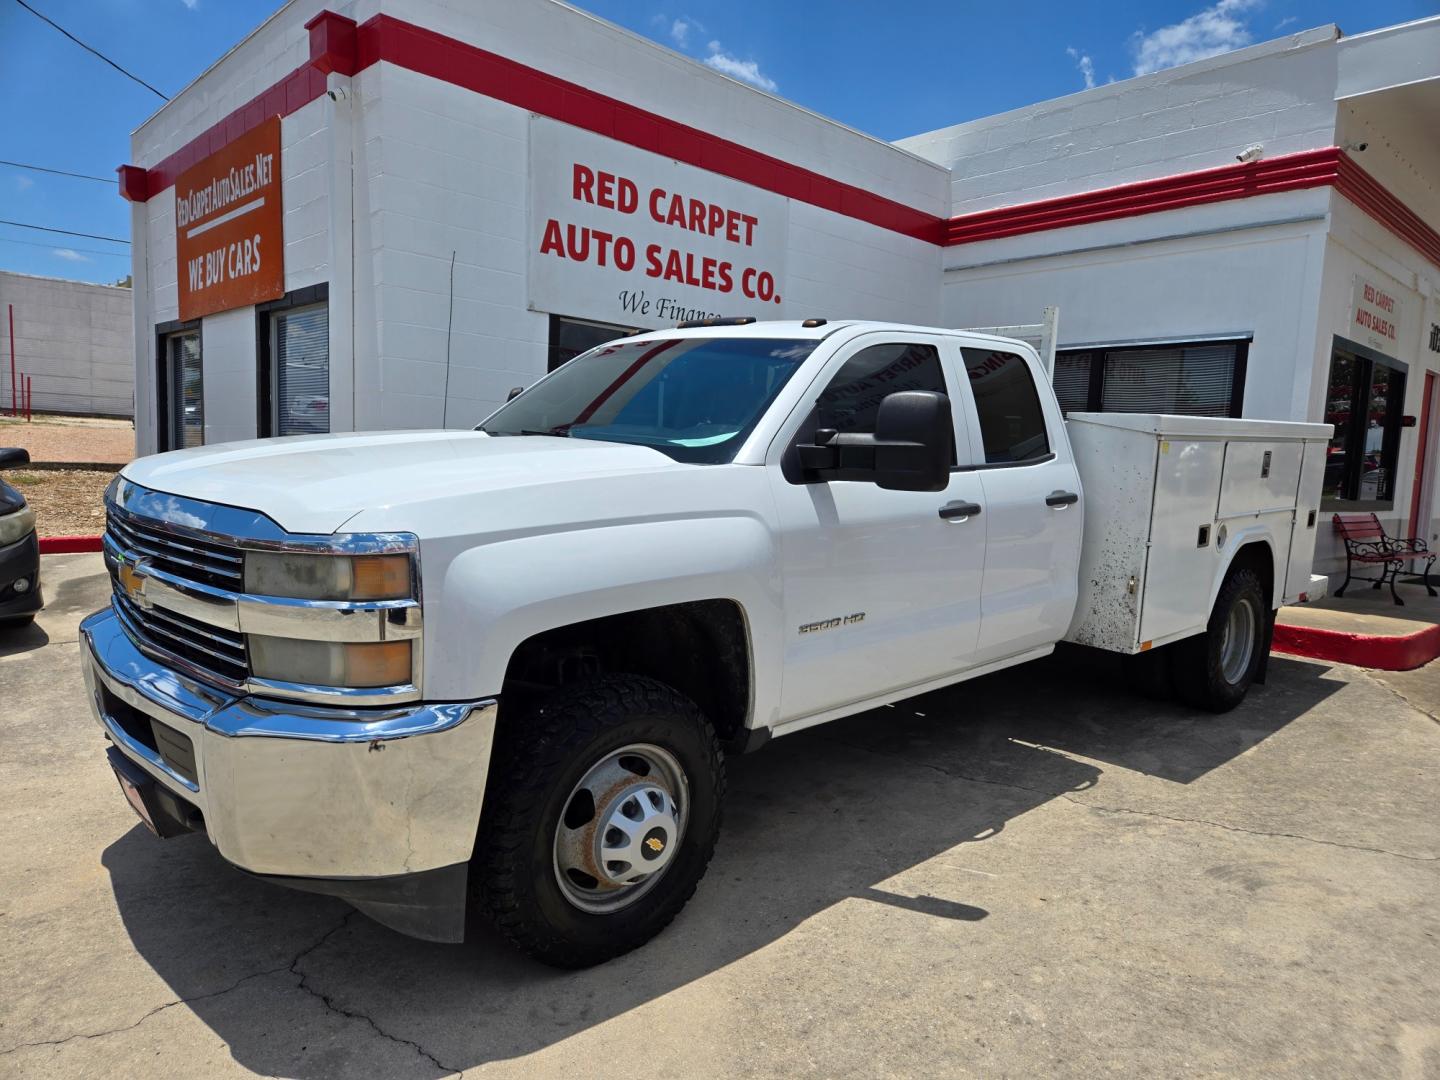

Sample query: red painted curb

[39,536,103,554]
[1272,620,1440,672]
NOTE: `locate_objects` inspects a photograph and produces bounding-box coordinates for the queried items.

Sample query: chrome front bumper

[81,606,497,882]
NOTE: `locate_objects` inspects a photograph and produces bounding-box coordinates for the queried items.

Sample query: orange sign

[176,117,284,321]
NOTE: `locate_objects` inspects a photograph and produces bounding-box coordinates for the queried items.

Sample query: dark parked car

[0,448,42,628]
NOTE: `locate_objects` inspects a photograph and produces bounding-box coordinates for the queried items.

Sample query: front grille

[106,509,244,591]
[106,503,249,688]
[113,591,249,686]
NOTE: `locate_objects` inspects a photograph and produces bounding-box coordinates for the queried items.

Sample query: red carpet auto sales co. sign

[527,118,789,328]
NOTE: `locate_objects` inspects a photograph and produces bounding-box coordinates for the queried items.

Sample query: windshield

[479,336,818,464]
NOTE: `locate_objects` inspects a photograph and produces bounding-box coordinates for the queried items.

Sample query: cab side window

[815,342,955,465]
[962,348,1050,464]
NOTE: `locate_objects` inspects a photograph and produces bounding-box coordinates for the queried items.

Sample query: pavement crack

[289,912,463,1077]
[1065,799,1440,862]
[0,955,302,1057]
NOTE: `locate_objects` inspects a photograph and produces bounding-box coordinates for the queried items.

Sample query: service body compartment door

[1217,442,1303,518]
[1138,439,1225,645]
[1284,440,1327,602]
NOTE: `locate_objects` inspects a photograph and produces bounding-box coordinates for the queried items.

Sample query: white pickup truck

[83,319,1330,967]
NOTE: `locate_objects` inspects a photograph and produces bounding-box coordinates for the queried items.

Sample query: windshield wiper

[514,424,575,437]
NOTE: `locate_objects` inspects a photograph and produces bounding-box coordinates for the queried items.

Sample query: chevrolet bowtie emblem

[117,556,154,611]
[645,837,665,853]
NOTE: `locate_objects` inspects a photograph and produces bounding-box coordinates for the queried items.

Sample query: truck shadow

[100,650,1341,1077]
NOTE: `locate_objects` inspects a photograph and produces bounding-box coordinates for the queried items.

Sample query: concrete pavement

[1,554,1438,1078]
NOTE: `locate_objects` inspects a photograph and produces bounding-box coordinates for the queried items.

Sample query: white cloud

[1275,15,1298,29]
[669,16,703,48]
[179,0,198,9]
[703,41,777,92]
[1131,0,1261,76]
[15,175,34,191]
[52,248,91,263]
[1066,46,1096,90]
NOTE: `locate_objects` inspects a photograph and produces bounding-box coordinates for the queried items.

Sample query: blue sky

[2,0,1435,284]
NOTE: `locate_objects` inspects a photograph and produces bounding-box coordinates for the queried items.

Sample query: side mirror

[871,391,952,492]
[0,447,31,469]
[506,386,525,402]
[796,391,951,492]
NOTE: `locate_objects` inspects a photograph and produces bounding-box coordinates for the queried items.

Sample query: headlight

[244,551,411,600]
[249,636,414,688]
[0,506,37,546]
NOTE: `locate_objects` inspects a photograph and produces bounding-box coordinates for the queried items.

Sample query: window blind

[1052,352,1092,414]
[274,304,329,435]
[1100,344,1236,416]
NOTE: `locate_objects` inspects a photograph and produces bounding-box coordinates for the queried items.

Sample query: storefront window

[258,285,329,438]
[1052,339,1247,417]
[273,304,329,436]
[1322,342,1406,509]
[548,315,638,372]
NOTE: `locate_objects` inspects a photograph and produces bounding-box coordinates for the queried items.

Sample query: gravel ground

[7,470,111,536]
[0,415,135,465]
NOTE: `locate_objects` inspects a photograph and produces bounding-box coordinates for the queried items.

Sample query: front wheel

[1172,566,1268,713]
[472,674,724,968]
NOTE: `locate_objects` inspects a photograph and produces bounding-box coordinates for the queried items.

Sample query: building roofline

[896,24,1338,146]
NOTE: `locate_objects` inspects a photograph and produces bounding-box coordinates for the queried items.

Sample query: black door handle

[939,501,982,520]
[1046,491,1079,507]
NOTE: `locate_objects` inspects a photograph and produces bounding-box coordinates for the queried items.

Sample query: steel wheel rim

[553,742,689,914]
[1219,596,1257,685]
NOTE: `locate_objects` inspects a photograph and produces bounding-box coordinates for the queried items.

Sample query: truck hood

[122,431,689,534]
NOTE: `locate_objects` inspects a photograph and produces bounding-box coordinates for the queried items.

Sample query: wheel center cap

[593,781,679,885]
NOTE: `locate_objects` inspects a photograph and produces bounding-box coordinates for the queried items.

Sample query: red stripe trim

[39,535,103,554]
[943,148,1344,245]
[1272,619,1440,672]
[1334,153,1440,270]
[124,63,327,201]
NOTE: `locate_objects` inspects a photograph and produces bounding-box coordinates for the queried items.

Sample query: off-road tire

[471,674,724,968]
[1172,566,1267,713]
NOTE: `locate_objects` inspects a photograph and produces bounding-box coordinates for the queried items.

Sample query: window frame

[1053,336,1250,418]
[959,345,1053,467]
[1320,336,1408,512]
[154,317,202,452]
[256,283,329,438]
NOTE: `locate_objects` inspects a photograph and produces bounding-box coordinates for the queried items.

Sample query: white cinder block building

[118,2,1440,575]
[0,271,133,418]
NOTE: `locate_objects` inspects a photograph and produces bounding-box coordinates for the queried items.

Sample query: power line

[0,236,130,258]
[0,220,129,244]
[0,159,113,184]
[12,0,170,102]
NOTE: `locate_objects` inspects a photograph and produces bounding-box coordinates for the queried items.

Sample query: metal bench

[1332,513,1436,606]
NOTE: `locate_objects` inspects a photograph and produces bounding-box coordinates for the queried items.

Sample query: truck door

[955,345,1084,663]
[768,335,987,723]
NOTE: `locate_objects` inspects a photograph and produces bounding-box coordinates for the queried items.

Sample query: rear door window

[962,348,1050,464]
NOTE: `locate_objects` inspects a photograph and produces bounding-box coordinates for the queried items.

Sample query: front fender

[420,515,784,724]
